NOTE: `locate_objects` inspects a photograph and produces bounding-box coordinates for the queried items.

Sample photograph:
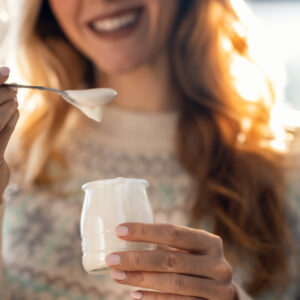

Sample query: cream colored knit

[1,106,299,300]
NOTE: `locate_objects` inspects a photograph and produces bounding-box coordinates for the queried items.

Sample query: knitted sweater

[1,106,300,300]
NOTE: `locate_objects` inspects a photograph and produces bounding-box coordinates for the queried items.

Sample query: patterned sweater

[1,106,300,300]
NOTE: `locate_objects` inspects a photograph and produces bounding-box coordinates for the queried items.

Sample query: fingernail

[111,270,126,281]
[131,291,143,299]
[105,254,121,266]
[115,225,128,237]
[0,67,9,78]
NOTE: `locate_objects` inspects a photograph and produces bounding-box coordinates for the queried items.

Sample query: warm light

[221,37,233,53]
[230,0,258,28]
[230,55,267,103]
[268,105,300,152]
[230,0,300,152]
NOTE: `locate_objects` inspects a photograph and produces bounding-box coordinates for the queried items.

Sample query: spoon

[3,83,117,122]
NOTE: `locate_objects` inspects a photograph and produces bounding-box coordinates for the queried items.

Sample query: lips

[88,6,144,34]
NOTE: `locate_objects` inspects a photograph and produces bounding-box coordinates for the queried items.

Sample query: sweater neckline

[68,105,180,151]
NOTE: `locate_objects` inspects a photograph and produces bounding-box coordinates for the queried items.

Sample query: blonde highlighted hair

[4,0,295,295]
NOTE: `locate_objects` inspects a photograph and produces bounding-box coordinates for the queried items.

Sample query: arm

[0,66,19,200]
[0,66,20,286]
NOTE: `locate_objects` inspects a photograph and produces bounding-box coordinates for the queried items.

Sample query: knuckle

[131,271,145,286]
[217,260,233,283]
[162,252,179,271]
[166,225,182,243]
[214,236,223,250]
[130,252,141,266]
[220,285,235,300]
[169,274,186,291]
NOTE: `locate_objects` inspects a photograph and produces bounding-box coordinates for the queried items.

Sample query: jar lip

[82,177,149,191]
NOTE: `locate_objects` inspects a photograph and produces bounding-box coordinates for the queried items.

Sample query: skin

[108,223,236,300]
[49,0,181,112]
[1,0,236,298]
[0,67,19,201]
[50,0,236,299]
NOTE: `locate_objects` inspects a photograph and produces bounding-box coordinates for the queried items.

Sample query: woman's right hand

[0,67,19,199]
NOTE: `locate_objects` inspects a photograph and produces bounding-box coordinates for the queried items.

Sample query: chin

[95,55,147,75]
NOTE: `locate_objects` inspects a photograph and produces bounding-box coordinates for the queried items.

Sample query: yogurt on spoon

[63,88,117,122]
[3,83,118,122]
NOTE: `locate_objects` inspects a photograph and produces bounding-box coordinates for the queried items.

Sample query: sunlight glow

[230,0,258,28]
[230,56,268,103]
[229,0,300,152]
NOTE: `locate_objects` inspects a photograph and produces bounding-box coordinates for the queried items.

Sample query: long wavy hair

[4,0,295,295]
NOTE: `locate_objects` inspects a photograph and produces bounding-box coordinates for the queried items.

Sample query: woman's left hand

[105,223,236,300]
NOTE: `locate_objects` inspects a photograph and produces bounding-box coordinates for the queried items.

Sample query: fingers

[0,67,19,155]
[106,250,232,282]
[0,67,17,107]
[0,100,18,132]
[131,290,203,300]
[111,270,235,300]
[0,67,10,85]
[0,110,19,152]
[116,223,223,253]
[0,86,18,105]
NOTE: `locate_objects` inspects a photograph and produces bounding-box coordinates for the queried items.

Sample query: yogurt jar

[80,177,154,275]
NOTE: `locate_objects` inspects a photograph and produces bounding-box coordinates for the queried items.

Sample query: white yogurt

[80,178,155,275]
[63,88,117,122]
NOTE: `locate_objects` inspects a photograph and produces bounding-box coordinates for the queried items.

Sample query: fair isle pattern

[2,107,300,300]
[2,107,193,300]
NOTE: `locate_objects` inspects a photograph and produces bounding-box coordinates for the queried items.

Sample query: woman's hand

[105,223,236,300]
[0,67,19,198]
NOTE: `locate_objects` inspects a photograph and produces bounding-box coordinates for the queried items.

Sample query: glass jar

[80,177,154,275]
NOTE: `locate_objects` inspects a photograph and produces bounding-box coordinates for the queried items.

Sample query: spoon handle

[2,83,65,96]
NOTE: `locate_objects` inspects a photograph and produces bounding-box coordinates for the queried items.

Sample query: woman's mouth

[88,7,144,39]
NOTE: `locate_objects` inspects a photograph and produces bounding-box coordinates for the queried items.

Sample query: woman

[0,0,299,299]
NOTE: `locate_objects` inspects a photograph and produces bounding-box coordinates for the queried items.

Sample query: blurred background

[249,0,300,110]
[0,0,299,110]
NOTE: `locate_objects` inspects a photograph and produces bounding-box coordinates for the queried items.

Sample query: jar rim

[82,177,149,191]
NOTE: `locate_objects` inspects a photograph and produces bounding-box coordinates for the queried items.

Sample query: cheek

[146,0,180,53]
[49,0,81,33]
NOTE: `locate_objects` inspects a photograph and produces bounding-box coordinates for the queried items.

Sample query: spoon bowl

[2,83,117,122]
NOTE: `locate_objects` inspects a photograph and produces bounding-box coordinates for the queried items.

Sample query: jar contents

[80,177,155,275]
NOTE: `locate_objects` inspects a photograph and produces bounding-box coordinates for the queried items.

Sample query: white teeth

[91,12,139,32]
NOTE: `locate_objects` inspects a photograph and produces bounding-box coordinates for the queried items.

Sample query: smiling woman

[49,0,179,73]
[0,0,299,300]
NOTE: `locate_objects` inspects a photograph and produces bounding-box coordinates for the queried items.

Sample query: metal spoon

[2,83,117,107]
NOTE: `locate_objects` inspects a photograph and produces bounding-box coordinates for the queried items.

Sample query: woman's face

[49,0,180,74]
